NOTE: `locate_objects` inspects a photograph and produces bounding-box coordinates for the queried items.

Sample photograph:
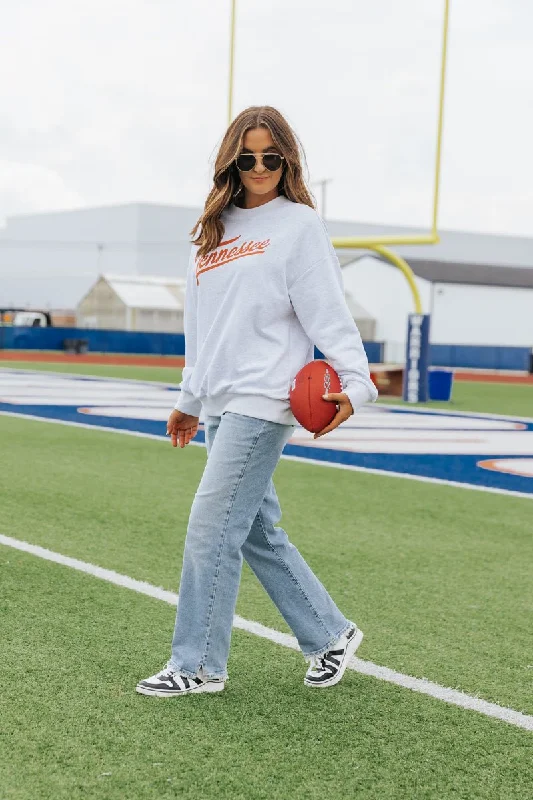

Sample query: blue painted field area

[1,369,532,497]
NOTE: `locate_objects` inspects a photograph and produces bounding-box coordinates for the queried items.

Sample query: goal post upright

[331,0,451,312]
[225,0,451,312]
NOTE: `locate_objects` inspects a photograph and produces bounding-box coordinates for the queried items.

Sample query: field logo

[1,370,532,496]
[403,314,431,403]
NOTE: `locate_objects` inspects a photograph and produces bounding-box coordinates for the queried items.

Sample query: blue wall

[1,326,530,371]
[0,326,385,363]
[315,341,384,364]
[0,326,186,355]
[430,344,531,371]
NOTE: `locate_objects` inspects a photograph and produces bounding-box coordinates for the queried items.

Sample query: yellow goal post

[226,0,451,314]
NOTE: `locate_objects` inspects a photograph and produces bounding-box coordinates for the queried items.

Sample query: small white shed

[76,274,186,332]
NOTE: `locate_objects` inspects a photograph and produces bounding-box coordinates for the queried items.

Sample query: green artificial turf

[0,547,532,800]
[0,414,531,718]
[0,359,181,384]
[380,380,533,419]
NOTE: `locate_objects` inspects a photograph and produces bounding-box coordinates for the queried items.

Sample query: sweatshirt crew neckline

[225,194,289,219]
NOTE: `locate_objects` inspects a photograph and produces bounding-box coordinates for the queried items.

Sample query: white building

[0,203,197,310]
[0,202,532,351]
[336,226,533,358]
[76,274,186,332]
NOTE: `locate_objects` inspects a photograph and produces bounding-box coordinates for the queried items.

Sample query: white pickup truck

[11,311,50,327]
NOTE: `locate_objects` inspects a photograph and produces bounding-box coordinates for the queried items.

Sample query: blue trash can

[428,368,453,401]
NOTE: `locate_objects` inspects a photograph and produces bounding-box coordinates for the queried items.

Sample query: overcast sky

[1,0,532,237]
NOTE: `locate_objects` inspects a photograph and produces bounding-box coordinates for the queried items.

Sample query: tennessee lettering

[196,235,271,283]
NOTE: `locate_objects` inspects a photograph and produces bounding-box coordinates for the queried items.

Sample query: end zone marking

[478,458,533,478]
[1,533,531,732]
[1,409,532,501]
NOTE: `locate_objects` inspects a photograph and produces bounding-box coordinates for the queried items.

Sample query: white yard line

[0,365,177,388]
[1,533,531,733]
[1,409,532,501]
[382,401,533,426]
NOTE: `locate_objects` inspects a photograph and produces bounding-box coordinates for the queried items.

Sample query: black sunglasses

[235,152,285,172]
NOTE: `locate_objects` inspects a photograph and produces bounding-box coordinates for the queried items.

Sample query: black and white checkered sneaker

[304,625,363,688]
[136,666,225,697]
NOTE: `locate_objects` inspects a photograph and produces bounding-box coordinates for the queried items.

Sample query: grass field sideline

[1,365,532,798]
[2,548,531,800]
[1,413,532,712]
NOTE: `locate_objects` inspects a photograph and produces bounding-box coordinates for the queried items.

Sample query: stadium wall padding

[1,327,530,370]
[0,327,383,361]
[0,326,186,355]
[314,342,384,364]
[430,344,531,371]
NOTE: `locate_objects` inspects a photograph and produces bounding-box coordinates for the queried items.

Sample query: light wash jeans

[169,411,352,680]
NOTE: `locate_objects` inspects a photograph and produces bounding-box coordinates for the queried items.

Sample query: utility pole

[96,243,104,274]
[311,178,333,220]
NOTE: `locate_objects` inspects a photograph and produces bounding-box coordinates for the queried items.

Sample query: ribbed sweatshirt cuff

[343,381,378,413]
[174,389,202,417]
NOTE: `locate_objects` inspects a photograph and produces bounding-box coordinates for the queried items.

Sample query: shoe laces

[309,634,347,672]
[159,665,177,680]
[309,654,328,672]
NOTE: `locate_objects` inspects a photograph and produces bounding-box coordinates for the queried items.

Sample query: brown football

[289,359,342,433]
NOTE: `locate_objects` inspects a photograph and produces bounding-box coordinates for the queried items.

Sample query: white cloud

[0,161,84,220]
[1,0,532,236]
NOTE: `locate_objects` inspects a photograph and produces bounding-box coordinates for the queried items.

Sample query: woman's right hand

[166,409,200,448]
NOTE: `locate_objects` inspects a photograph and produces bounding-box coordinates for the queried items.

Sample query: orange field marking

[454,371,533,385]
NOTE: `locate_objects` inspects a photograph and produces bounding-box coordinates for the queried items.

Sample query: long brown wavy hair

[190,106,317,258]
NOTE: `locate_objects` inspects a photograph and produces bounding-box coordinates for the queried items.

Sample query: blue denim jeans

[169,411,351,680]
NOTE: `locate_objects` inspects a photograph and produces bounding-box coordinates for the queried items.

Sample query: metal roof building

[0,203,196,309]
[325,219,533,353]
[0,202,531,349]
[329,218,533,280]
[76,274,186,332]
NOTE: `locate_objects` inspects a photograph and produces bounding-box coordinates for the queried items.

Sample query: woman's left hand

[313,392,354,439]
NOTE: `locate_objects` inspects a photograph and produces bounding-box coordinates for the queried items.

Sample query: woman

[137,105,378,697]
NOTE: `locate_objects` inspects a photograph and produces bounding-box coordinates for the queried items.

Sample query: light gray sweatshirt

[174,194,377,425]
